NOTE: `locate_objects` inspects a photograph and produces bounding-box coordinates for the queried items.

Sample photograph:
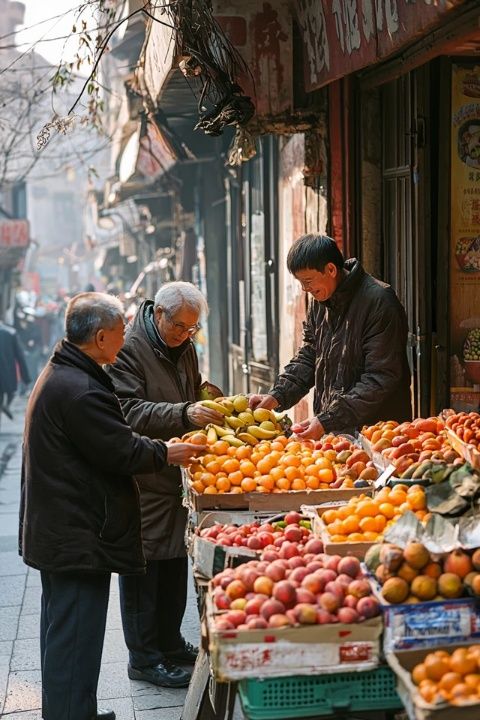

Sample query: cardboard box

[182,468,373,512]
[301,501,377,558]
[446,427,480,470]
[206,591,383,681]
[386,643,480,720]
[370,579,476,652]
[189,511,262,579]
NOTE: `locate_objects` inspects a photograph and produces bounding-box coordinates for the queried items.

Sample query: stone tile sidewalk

[0,396,205,720]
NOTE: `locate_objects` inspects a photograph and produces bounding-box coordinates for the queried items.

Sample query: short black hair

[287,234,344,274]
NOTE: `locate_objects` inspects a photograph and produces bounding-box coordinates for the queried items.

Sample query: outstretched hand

[291,417,325,440]
[187,402,224,427]
[248,394,279,411]
[166,440,206,466]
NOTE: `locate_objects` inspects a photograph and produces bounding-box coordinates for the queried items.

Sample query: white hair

[66,292,124,344]
[154,282,208,317]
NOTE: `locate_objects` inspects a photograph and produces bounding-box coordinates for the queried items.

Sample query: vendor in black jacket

[250,234,412,437]
[19,292,204,720]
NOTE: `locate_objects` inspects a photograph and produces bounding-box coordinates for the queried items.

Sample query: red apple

[253,576,274,596]
[246,616,268,629]
[265,561,287,582]
[262,550,279,562]
[337,607,359,624]
[245,594,268,615]
[268,613,292,628]
[226,579,247,600]
[287,556,305,569]
[290,567,310,584]
[325,581,345,601]
[356,596,380,618]
[285,511,302,525]
[316,609,332,624]
[347,579,371,599]
[301,574,324,595]
[230,598,247,610]
[225,609,247,627]
[295,588,316,604]
[318,591,341,613]
[215,591,231,610]
[337,556,361,578]
[324,555,341,572]
[273,580,297,608]
[215,619,234,630]
[284,525,303,543]
[304,538,324,555]
[294,603,318,625]
[261,598,286,620]
[279,542,299,560]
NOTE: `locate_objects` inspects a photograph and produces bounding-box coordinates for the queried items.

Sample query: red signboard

[296,0,466,92]
[0,220,29,248]
[215,0,293,117]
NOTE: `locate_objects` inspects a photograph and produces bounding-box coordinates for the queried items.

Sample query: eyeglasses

[162,309,201,335]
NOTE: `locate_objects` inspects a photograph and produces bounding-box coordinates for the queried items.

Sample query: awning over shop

[140,0,293,120]
[118,114,191,185]
[295,0,469,92]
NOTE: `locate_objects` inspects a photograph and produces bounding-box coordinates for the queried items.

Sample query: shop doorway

[380,67,432,417]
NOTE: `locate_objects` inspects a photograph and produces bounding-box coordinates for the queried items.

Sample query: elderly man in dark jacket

[106,281,223,688]
[250,235,411,436]
[19,292,203,720]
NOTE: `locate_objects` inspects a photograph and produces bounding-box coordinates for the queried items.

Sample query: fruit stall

[177,398,480,720]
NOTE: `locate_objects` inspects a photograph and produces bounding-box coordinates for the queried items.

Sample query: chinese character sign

[450,64,480,410]
[0,220,29,248]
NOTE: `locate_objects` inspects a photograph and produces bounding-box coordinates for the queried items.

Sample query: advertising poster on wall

[450,64,480,411]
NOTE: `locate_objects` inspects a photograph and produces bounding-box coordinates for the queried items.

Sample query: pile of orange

[412,646,480,705]
[321,485,428,543]
[188,437,352,495]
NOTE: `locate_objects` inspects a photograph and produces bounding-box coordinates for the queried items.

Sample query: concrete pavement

[0,396,203,720]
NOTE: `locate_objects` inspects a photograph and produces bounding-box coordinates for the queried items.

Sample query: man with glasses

[106,282,223,688]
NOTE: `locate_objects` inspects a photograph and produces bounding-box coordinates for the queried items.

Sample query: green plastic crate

[238,665,402,720]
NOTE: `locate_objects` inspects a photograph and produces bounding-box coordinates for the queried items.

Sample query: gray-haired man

[19,292,204,720]
[106,281,223,688]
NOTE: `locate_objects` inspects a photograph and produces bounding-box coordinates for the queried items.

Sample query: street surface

[0,396,205,719]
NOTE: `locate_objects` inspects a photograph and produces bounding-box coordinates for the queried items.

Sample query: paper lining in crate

[300,500,377,559]
[369,577,476,652]
[386,643,480,720]
[182,467,375,513]
[206,591,383,681]
[360,434,389,471]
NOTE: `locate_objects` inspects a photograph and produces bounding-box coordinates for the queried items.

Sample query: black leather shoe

[163,640,198,665]
[128,660,191,688]
[97,710,115,720]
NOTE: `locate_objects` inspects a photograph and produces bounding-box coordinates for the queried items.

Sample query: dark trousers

[40,570,110,720]
[119,556,188,668]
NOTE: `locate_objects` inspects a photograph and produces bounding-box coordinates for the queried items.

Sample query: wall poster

[450,64,480,411]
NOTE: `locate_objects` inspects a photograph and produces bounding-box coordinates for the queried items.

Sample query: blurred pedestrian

[0,320,30,419]
[106,282,223,688]
[19,292,205,720]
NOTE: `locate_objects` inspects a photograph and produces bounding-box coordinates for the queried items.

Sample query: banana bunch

[399,460,455,483]
[195,394,291,447]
